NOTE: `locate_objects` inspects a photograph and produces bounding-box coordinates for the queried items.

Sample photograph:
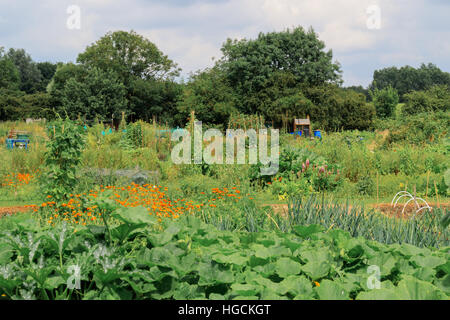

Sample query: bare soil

[373,202,449,219]
[0,206,32,218]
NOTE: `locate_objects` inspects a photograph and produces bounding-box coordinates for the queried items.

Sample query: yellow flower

[278,194,287,201]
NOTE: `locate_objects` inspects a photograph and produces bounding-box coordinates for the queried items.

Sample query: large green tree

[47,63,86,109]
[75,30,182,121]
[177,27,377,131]
[129,78,182,124]
[77,30,180,84]
[61,67,127,121]
[176,66,238,127]
[303,85,375,130]
[6,48,43,93]
[219,26,342,114]
[36,62,57,92]
[0,58,20,91]
[370,63,450,101]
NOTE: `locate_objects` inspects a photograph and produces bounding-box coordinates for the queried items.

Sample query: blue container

[6,138,14,149]
[314,130,322,139]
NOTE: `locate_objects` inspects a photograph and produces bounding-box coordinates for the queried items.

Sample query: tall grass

[277,195,449,248]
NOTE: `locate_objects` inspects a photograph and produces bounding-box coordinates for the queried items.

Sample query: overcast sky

[0,0,449,87]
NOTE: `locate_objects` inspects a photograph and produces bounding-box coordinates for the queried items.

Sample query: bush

[356,175,375,196]
[302,85,374,131]
[403,85,450,116]
[370,86,399,118]
[385,111,449,146]
[0,90,53,120]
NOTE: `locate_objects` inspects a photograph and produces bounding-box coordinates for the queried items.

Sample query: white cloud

[140,28,222,75]
[0,0,448,86]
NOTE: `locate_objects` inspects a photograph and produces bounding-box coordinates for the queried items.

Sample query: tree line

[1,27,449,130]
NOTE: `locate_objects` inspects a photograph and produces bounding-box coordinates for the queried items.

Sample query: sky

[0,0,449,87]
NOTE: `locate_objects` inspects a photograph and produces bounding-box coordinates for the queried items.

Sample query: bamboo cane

[376,171,379,205]
[434,181,440,208]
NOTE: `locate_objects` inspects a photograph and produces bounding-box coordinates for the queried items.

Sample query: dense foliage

[1,29,449,133]
[41,118,86,202]
[370,86,399,118]
[75,30,181,123]
[370,63,450,101]
[0,209,448,300]
[403,85,450,116]
[61,68,127,121]
[0,116,449,300]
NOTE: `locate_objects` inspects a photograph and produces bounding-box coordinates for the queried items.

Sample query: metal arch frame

[391,191,432,215]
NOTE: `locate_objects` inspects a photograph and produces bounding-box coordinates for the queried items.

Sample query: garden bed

[374,202,450,219]
[0,205,32,218]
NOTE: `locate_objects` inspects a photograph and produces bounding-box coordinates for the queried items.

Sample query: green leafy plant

[41,117,86,203]
[0,209,448,300]
[370,85,399,118]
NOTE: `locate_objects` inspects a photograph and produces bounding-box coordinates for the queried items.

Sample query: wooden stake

[413,184,419,210]
[434,181,440,208]
[376,171,379,205]
[190,110,195,136]
[168,130,172,153]
[142,124,145,148]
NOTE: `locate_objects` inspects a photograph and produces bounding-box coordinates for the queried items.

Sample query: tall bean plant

[41,117,86,202]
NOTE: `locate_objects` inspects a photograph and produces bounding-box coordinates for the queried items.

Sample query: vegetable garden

[0,27,449,301]
[0,116,448,300]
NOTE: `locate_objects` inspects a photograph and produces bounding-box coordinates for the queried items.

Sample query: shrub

[356,175,375,196]
[403,85,450,116]
[302,85,374,131]
[370,85,399,118]
[385,111,449,146]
